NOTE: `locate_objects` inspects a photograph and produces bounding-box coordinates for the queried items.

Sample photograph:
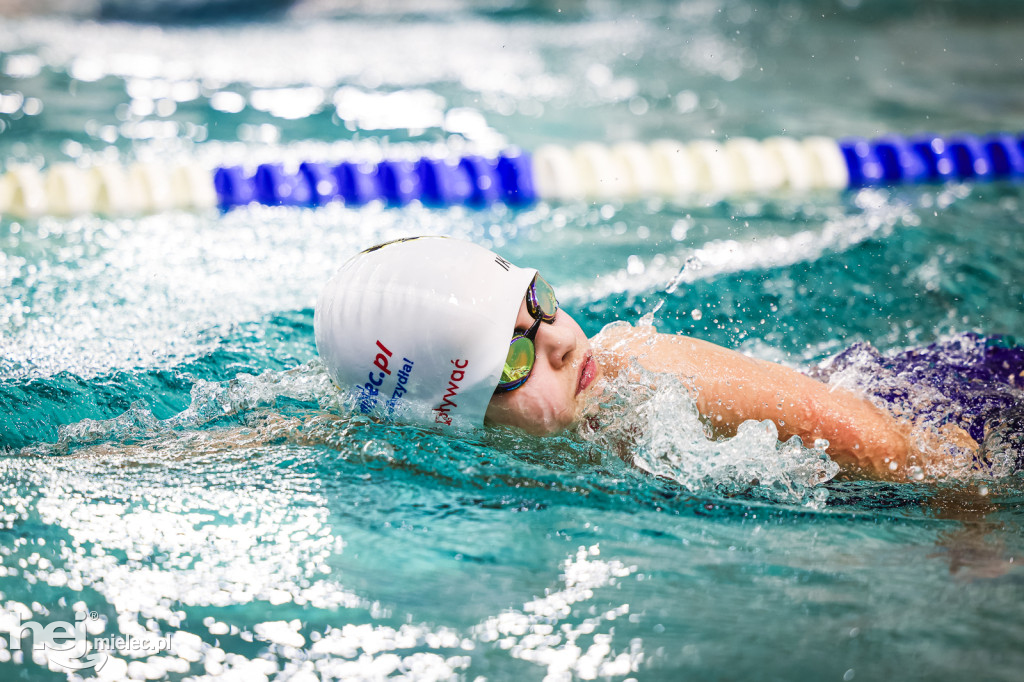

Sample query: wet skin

[483,296,979,481]
[484,299,599,436]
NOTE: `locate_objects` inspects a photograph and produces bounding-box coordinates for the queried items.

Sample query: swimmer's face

[485,297,599,436]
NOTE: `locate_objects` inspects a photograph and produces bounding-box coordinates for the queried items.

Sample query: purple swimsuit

[813,333,1024,473]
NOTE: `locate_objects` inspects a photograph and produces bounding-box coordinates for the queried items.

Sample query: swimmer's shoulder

[591,321,708,377]
[591,320,639,346]
[592,323,760,383]
[591,320,706,353]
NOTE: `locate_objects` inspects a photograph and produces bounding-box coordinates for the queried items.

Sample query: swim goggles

[495,274,559,392]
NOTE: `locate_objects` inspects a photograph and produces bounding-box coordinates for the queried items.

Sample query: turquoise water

[2,1,1024,680]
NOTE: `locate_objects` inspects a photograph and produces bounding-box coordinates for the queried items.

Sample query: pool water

[2,1,1024,680]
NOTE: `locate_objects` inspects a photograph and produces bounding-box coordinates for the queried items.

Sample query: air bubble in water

[691,309,703,321]
[907,465,925,481]
[362,439,395,460]
[671,219,691,241]
[666,254,704,294]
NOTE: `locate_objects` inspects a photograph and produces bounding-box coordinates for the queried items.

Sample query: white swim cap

[314,236,537,429]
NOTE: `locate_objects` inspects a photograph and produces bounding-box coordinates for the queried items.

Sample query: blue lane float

[985,133,1024,177]
[947,134,995,181]
[416,158,473,206]
[254,163,313,206]
[212,166,257,209]
[872,135,929,184]
[299,162,340,206]
[335,161,381,206]
[495,150,536,206]
[909,134,960,183]
[211,150,536,210]
[836,132,1023,188]
[839,137,886,188]
[459,155,502,205]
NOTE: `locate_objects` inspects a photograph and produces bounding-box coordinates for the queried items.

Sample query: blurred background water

[1,1,1023,680]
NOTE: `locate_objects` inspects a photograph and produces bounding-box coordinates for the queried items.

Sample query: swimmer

[315,236,981,482]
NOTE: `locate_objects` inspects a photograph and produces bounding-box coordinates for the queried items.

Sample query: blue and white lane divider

[1,132,1022,218]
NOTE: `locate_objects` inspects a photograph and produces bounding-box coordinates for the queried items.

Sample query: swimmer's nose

[537,312,576,370]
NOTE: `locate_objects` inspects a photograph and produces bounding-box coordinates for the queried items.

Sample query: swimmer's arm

[601,328,911,478]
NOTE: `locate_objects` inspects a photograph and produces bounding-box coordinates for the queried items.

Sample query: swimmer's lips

[576,353,596,396]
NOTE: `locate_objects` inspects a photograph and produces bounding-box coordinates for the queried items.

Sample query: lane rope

[1,132,1022,218]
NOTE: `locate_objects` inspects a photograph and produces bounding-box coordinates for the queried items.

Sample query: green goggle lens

[500,336,535,386]
[495,273,560,393]
[528,275,559,321]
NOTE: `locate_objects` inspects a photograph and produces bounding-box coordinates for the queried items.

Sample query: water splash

[813,333,1024,480]
[21,328,1020,500]
[21,360,336,456]
[581,319,839,508]
[561,190,915,306]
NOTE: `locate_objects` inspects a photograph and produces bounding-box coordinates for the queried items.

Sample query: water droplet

[628,96,649,116]
[361,439,394,460]
[671,219,691,240]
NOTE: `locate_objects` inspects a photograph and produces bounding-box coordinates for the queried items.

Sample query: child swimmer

[314,236,981,482]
